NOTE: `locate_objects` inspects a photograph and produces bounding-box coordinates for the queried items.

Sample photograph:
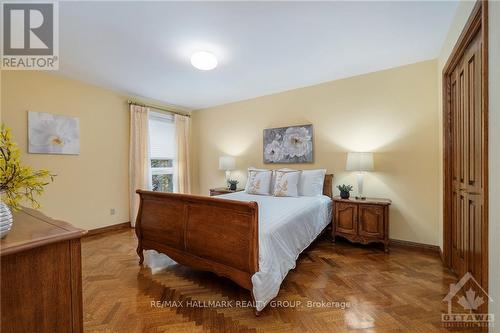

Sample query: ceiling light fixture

[190,51,218,70]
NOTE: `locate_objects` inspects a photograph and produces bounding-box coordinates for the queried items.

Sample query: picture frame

[28,111,80,155]
[263,124,313,164]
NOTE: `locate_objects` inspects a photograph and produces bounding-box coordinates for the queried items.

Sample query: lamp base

[225,170,231,188]
[356,172,366,201]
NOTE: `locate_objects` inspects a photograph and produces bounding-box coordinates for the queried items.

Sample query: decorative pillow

[298,169,326,196]
[271,168,297,189]
[273,170,300,197]
[245,169,272,195]
[244,167,270,192]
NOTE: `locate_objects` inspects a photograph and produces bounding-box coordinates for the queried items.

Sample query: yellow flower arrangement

[0,124,55,210]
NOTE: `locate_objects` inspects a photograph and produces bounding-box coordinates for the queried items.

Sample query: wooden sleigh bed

[135,174,333,312]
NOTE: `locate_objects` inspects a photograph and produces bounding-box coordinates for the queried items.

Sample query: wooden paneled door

[450,31,483,279]
[443,0,488,301]
[358,204,384,239]
[335,202,358,235]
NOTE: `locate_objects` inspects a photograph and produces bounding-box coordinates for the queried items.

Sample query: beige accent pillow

[273,170,300,197]
[245,169,272,195]
[271,168,297,189]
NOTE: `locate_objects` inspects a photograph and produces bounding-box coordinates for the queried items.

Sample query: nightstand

[209,187,244,196]
[332,196,391,252]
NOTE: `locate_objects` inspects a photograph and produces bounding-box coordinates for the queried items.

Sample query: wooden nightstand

[332,196,392,252]
[209,187,244,196]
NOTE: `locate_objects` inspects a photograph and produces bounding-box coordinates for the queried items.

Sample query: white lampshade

[346,152,374,171]
[218,156,236,171]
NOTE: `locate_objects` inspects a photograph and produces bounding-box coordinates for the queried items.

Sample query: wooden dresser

[332,196,391,252]
[0,208,87,333]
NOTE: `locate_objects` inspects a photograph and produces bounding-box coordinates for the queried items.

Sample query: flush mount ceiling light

[190,51,218,70]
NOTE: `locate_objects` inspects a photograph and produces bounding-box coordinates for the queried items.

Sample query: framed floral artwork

[28,111,80,155]
[263,124,313,163]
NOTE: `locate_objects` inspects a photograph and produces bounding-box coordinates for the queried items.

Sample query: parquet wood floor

[82,229,477,332]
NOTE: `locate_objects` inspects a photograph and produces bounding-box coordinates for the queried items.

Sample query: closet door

[451,62,467,278]
[450,30,485,284]
[464,32,484,285]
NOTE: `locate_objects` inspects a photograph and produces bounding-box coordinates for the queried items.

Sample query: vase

[229,183,237,191]
[0,199,13,238]
[340,191,350,199]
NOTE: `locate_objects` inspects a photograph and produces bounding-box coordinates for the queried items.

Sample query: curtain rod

[127,100,191,118]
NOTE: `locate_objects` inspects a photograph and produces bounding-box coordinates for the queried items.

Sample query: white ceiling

[58,1,458,110]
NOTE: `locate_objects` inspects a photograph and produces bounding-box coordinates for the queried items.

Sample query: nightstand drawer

[335,202,358,235]
[358,204,385,238]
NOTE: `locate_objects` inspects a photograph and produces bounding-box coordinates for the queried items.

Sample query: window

[148,111,176,192]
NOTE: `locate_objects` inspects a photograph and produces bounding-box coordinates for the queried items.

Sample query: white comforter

[218,192,332,311]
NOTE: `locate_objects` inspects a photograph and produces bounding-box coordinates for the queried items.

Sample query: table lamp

[345,152,374,200]
[219,156,236,187]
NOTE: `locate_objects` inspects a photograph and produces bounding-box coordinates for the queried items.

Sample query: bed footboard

[135,190,259,290]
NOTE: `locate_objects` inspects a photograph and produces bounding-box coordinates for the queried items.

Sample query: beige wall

[1,71,129,230]
[0,71,189,231]
[192,60,440,245]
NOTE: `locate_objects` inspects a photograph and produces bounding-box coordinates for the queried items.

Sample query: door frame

[442,0,488,292]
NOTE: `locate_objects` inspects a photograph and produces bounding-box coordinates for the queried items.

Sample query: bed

[135,174,333,313]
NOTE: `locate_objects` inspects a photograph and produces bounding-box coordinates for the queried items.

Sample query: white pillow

[298,169,327,196]
[273,170,300,197]
[245,169,272,195]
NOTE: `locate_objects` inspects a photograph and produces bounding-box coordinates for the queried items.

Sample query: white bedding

[218,192,332,311]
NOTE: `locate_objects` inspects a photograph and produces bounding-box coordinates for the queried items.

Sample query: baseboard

[86,221,131,237]
[390,238,440,256]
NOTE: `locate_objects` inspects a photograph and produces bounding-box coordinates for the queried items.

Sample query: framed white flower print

[263,124,313,163]
[28,111,80,155]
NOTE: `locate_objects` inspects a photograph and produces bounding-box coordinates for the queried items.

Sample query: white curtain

[129,105,150,227]
[175,114,191,194]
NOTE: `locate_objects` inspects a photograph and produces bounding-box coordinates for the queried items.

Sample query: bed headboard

[323,174,334,199]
